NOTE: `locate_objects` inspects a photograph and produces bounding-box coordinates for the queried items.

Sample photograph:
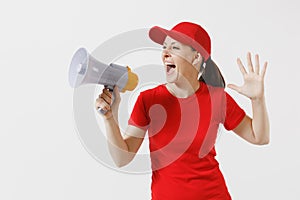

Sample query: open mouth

[166,64,176,73]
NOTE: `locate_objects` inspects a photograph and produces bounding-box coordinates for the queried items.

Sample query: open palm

[228,52,268,100]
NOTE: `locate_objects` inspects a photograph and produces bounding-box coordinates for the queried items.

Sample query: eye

[162,46,166,49]
[172,46,180,50]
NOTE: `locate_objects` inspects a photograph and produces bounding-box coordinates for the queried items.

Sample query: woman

[95,22,270,200]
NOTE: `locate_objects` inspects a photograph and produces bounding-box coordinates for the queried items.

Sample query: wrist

[104,113,119,123]
[251,95,265,104]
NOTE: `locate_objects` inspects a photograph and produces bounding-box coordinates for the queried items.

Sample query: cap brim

[149,26,210,60]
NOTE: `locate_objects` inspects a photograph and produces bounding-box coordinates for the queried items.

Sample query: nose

[162,49,171,59]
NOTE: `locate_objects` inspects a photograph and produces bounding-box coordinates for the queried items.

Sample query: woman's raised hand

[228,52,268,100]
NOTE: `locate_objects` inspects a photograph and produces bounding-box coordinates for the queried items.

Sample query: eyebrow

[163,42,178,45]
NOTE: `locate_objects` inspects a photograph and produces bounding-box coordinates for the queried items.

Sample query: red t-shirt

[128,82,245,200]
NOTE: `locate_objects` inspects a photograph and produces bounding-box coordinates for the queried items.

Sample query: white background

[1,0,300,199]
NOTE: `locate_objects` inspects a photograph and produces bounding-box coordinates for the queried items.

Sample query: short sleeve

[223,93,246,130]
[128,92,150,131]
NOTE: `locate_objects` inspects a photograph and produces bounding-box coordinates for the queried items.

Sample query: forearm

[104,117,133,167]
[251,96,270,144]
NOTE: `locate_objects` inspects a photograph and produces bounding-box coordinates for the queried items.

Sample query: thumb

[227,84,241,93]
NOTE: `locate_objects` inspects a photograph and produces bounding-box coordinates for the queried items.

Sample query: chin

[165,70,178,83]
[166,75,177,83]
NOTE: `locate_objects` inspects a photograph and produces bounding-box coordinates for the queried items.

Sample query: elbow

[109,147,134,168]
[112,156,132,168]
[256,139,269,145]
[254,136,270,145]
[252,129,270,145]
[114,161,127,168]
[112,155,133,168]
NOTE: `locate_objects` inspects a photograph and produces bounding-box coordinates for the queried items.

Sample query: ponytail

[199,57,225,88]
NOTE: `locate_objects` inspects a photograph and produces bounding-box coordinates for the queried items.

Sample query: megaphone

[68,48,139,113]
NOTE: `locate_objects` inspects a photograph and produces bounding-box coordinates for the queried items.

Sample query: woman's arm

[228,52,270,145]
[233,99,269,145]
[96,87,146,167]
[104,119,146,167]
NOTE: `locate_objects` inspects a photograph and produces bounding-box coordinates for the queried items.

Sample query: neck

[166,79,200,98]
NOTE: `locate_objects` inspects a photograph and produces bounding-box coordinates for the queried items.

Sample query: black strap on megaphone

[98,85,115,115]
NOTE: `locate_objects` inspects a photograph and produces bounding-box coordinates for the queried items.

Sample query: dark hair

[199,57,225,88]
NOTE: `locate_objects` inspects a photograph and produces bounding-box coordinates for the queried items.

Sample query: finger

[227,84,241,93]
[255,54,260,74]
[237,58,247,76]
[261,61,268,78]
[247,52,254,73]
[98,88,112,99]
[102,88,112,98]
[100,92,112,105]
[95,98,111,111]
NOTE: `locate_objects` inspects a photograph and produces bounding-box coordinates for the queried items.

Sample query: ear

[192,53,203,71]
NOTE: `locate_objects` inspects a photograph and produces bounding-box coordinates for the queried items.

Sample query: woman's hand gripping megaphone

[95,85,121,119]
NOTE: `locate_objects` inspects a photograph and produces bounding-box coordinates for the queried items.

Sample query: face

[162,36,203,84]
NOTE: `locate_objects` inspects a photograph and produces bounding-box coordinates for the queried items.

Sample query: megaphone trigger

[104,85,114,92]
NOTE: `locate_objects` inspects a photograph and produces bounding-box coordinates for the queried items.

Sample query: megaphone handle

[98,85,115,115]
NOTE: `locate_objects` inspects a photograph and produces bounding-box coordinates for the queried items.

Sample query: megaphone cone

[68,48,139,92]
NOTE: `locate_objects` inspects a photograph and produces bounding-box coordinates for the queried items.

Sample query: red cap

[149,22,211,61]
